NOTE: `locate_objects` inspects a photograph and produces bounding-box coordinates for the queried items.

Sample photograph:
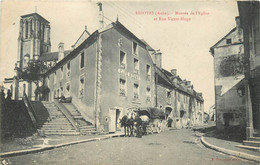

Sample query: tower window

[25,21,29,39]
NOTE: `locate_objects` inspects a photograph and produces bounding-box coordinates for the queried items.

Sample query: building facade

[44,21,156,132]
[210,17,246,132]
[238,1,260,138]
[4,11,204,132]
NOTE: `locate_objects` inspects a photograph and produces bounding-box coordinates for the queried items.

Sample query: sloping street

[4,129,256,165]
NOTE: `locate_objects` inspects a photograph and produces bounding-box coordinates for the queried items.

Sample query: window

[120,50,126,69]
[61,86,64,96]
[61,66,64,80]
[25,21,28,39]
[132,41,138,55]
[80,52,85,69]
[54,71,56,84]
[167,91,171,98]
[119,79,126,96]
[134,58,139,74]
[66,82,70,96]
[226,38,231,44]
[146,65,151,81]
[134,83,139,99]
[146,87,151,102]
[79,75,85,97]
[57,89,60,98]
[67,62,70,77]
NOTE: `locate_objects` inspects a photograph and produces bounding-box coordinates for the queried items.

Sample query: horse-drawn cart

[134,107,165,134]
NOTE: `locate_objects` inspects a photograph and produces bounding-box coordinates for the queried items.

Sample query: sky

[0,0,239,112]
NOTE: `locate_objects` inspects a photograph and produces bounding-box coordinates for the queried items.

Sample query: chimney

[97,3,104,29]
[171,69,177,76]
[58,42,64,61]
[186,81,191,86]
[235,16,240,29]
[151,50,162,68]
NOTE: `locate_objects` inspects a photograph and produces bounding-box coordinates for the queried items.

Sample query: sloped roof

[156,66,203,101]
[141,39,155,51]
[72,29,91,49]
[39,50,71,62]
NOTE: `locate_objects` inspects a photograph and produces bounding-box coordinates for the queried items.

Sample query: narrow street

[5,129,256,165]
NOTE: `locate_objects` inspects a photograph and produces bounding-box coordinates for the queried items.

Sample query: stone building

[4,10,204,133]
[238,1,260,139]
[210,17,246,132]
[43,20,156,132]
[145,43,204,128]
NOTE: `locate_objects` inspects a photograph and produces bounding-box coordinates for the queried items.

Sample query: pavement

[192,122,260,163]
[1,124,259,163]
[0,131,124,158]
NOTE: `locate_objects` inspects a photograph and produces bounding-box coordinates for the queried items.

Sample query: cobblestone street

[3,129,256,165]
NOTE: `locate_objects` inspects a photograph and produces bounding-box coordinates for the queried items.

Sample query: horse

[120,112,135,137]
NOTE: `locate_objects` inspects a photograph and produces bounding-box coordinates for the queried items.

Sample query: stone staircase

[62,103,97,135]
[236,130,260,152]
[36,101,80,136]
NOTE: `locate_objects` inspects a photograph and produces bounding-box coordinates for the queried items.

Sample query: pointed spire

[116,15,119,22]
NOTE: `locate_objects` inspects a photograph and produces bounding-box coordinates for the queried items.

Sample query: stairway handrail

[22,93,38,128]
[53,99,80,132]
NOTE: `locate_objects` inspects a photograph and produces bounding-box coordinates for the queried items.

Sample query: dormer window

[132,41,138,55]
[226,38,231,44]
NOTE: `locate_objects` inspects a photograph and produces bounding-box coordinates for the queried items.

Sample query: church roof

[40,50,71,62]
[21,13,49,23]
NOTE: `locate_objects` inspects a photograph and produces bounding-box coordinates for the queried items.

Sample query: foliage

[17,60,48,100]
[17,60,47,85]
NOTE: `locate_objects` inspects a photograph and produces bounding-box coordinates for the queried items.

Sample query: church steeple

[17,13,51,69]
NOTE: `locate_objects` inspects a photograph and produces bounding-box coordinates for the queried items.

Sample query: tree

[17,60,49,100]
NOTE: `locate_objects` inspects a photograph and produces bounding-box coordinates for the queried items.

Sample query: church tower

[17,13,51,69]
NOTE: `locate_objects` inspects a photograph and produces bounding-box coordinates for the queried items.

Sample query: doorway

[109,108,121,133]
